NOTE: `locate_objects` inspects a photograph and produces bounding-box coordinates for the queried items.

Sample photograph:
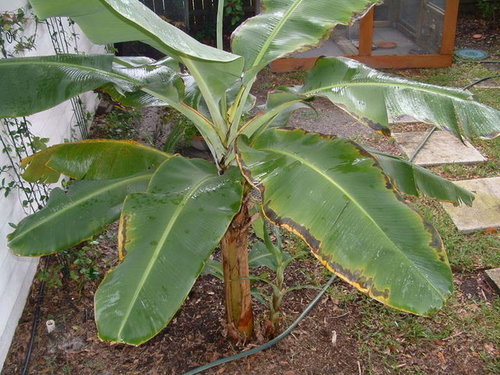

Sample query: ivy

[0,6,92,212]
[0,7,39,58]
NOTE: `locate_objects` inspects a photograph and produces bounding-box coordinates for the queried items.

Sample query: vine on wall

[0,5,91,212]
[0,7,38,58]
[0,117,49,212]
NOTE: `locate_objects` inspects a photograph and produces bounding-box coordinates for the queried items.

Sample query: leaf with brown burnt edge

[236,128,453,315]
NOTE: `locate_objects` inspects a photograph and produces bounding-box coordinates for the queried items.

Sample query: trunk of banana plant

[221,194,254,340]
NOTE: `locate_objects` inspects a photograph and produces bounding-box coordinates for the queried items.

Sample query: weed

[98,106,140,140]
[36,240,101,290]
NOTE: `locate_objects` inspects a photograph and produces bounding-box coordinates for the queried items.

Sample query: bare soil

[2,12,499,375]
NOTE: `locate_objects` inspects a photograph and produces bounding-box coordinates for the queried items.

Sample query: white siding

[0,0,105,369]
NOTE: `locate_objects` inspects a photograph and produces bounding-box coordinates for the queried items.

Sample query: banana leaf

[232,0,377,72]
[366,148,475,206]
[95,156,244,345]
[8,173,151,256]
[237,128,453,315]
[300,57,500,139]
[21,139,170,183]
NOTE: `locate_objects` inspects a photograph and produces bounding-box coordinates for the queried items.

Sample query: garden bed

[2,13,499,374]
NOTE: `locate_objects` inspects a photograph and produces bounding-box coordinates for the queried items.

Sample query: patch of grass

[349,288,500,374]
[428,136,499,180]
[397,62,500,91]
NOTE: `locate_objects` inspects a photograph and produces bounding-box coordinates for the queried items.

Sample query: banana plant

[1,0,499,346]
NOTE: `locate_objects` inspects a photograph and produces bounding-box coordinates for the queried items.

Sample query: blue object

[456,49,489,60]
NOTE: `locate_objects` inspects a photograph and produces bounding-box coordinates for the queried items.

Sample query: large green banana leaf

[95,156,243,345]
[366,148,475,206]
[0,54,182,118]
[232,0,377,72]
[0,54,225,157]
[100,56,180,108]
[300,57,500,138]
[28,0,243,130]
[0,55,114,118]
[8,173,151,256]
[237,128,453,315]
[21,140,170,183]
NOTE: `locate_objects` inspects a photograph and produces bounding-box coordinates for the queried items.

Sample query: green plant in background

[225,0,245,26]
[477,0,499,23]
[0,116,50,209]
[162,111,201,153]
[98,106,140,140]
[0,0,499,347]
[35,240,101,290]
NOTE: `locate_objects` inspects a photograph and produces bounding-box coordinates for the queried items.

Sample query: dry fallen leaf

[437,351,446,364]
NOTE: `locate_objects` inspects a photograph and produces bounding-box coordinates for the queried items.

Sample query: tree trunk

[221,196,254,340]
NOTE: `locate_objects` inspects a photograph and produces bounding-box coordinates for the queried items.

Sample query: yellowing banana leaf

[237,128,453,315]
[301,57,500,139]
[95,156,244,345]
[232,0,377,72]
[22,140,170,183]
[366,148,475,206]
[8,173,151,256]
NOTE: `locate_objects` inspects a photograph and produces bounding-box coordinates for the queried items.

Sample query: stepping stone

[441,177,500,233]
[393,131,486,166]
[485,268,500,294]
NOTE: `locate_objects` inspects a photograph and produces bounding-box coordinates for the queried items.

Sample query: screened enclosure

[271,0,460,71]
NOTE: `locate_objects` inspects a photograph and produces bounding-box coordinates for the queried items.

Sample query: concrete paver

[441,177,500,233]
[485,268,500,294]
[393,131,486,166]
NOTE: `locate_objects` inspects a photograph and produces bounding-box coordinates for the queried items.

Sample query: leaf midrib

[251,0,304,69]
[9,174,151,243]
[259,144,446,298]
[115,173,214,340]
[303,80,469,101]
[1,58,140,86]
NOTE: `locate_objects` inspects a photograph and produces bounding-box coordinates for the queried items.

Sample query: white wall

[0,1,105,370]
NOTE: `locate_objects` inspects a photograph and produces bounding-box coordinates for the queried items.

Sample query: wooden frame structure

[271,0,459,72]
